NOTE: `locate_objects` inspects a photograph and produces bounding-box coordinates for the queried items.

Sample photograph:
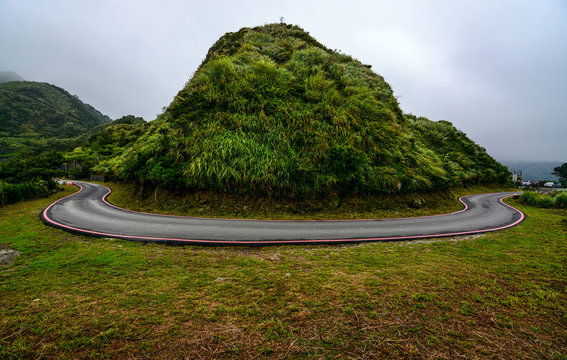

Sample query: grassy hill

[66,115,149,178]
[0,81,111,157]
[108,23,508,198]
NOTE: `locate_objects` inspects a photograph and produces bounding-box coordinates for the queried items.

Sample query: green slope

[67,115,149,177]
[109,23,509,197]
[0,81,111,157]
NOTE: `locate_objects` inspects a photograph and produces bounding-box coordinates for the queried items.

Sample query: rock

[409,198,426,209]
[0,249,21,266]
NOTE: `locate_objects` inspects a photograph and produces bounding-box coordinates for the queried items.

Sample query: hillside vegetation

[0,81,111,157]
[107,23,509,198]
[67,115,149,178]
[0,151,63,206]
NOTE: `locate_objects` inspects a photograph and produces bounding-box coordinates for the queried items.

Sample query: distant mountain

[502,160,563,181]
[0,81,112,157]
[0,71,24,84]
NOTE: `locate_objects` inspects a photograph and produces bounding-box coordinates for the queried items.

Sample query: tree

[552,163,567,187]
[0,151,63,184]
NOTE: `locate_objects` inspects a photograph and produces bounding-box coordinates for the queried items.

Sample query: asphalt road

[41,181,525,246]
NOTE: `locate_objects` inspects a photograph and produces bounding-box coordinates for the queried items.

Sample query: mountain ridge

[0,81,112,157]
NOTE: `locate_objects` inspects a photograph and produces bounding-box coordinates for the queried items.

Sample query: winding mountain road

[41,181,525,246]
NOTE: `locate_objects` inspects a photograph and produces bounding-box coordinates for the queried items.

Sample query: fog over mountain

[1,0,566,162]
[0,71,24,84]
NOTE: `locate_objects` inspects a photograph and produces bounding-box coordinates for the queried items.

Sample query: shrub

[554,191,567,208]
[0,180,50,206]
[519,191,567,209]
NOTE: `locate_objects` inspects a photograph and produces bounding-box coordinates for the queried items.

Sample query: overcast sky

[1,0,566,162]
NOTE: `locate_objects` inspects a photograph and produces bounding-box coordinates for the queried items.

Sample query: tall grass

[0,180,50,206]
[519,190,567,208]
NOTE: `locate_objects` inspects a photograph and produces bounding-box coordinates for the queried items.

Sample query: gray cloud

[1,0,565,162]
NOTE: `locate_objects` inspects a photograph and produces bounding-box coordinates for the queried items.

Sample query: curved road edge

[40,182,526,246]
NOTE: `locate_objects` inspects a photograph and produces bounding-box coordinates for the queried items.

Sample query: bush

[519,191,567,209]
[554,191,567,208]
[0,151,62,206]
[325,145,369,192]
[519,191,539,207]
[0,180,50,206]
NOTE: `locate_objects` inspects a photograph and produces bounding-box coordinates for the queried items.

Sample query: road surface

[41,181,525,246]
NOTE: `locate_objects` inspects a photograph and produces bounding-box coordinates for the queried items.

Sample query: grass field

[1,186,566,359]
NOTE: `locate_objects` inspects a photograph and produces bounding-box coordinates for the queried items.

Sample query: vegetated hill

[110,23,509,198]
[67,115,148,177]
[0,81,112,157]
[0,71,24,84]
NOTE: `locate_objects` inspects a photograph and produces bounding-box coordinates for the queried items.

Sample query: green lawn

[1,187,565,359]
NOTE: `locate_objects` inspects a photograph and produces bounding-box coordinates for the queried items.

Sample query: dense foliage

[552,163,567,187]
[0,151,63,206]
[0,81,111,157]
[405,115,510,186]
[67,115,148,177]
[519,191,567,209]
[108,23,509,197]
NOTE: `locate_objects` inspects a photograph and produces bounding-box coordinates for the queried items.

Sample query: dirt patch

[0,249,21,266]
